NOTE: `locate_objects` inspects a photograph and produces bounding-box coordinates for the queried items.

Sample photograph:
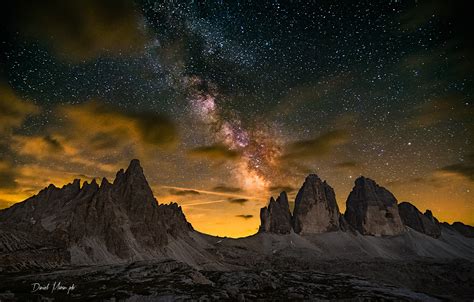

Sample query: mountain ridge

[0,159,473,274]
[259,174,472,239]
[0,159,224,271]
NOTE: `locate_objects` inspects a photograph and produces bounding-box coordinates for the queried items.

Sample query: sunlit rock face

[344,177,405,236]
[398,202,441,238]
[292,174,341,234]
[259,192,292,234]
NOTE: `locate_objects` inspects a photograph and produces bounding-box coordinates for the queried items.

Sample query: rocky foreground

[0,259,448,301]
[0,159,473,301]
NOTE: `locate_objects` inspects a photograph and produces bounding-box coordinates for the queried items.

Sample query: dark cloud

[400,1,449,29]
[0,160,18,189]
[5,0,146,61]
[282,130,348,160]
[400,1,471,38]
[289,163,314,175]
[188,144,240,161]
[89,133,122,151]
[0,172,18,190]
[168,189,201,196]
[409,96,472,128]
[9,101,178,173]
[43,135,63,151]
[228,198,249,205]
[269,185,296,194]
[334,161,358,169]
[212,185,243,193]
[235,214,253,220]
[399,1,473,74]
[0,84,39,134]
[58,101,178,149]
[386,177,437,187]
[270,74,352,118]
[439,163,474,182]
[131,113,178,148]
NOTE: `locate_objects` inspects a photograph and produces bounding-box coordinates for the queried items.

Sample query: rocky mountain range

[0,159,219,271]
[0,159,473,301]
[259,172,472,240]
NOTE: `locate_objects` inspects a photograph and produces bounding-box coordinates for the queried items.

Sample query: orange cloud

[3,100,179,209]
[10,101,177,171]
[58,101,178,149]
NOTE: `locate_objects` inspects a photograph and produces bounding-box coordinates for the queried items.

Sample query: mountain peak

[293,174,340,234]
[398,202,441,238]
[354,176,374,186]
[100,177,110,187]
[69,179,81,187]
[123,159,147,183]
[114,168,125,184]
[113,159,146,186]
[305,173,322,183]
[345,177,404,236]
[260,191,292,234]
[278,191,288,201]
[127,159,143,173]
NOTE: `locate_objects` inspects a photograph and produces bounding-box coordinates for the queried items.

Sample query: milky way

[186,75,282,191]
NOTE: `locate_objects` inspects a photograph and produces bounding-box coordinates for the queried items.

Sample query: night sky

[0,0,472,237]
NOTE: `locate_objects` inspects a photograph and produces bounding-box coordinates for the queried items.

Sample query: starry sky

[0,0,472,237]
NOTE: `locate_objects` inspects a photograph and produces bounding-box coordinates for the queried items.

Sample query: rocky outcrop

[344,177,404,236]
[259,192,292,234]
[0,159,193,268]
[158,202,193,238]
[451,222,474,238]
[292,174,341,234]
[398,202,441,238]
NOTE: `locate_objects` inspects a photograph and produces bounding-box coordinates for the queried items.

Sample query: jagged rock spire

[260,192,292,234]
[292,174,341,234]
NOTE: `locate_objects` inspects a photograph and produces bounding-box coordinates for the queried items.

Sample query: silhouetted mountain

[0,159,214,270]
[449,221,474,238]
[258,174,473,241]
[259,192,292,234]
[398,202,441,238]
